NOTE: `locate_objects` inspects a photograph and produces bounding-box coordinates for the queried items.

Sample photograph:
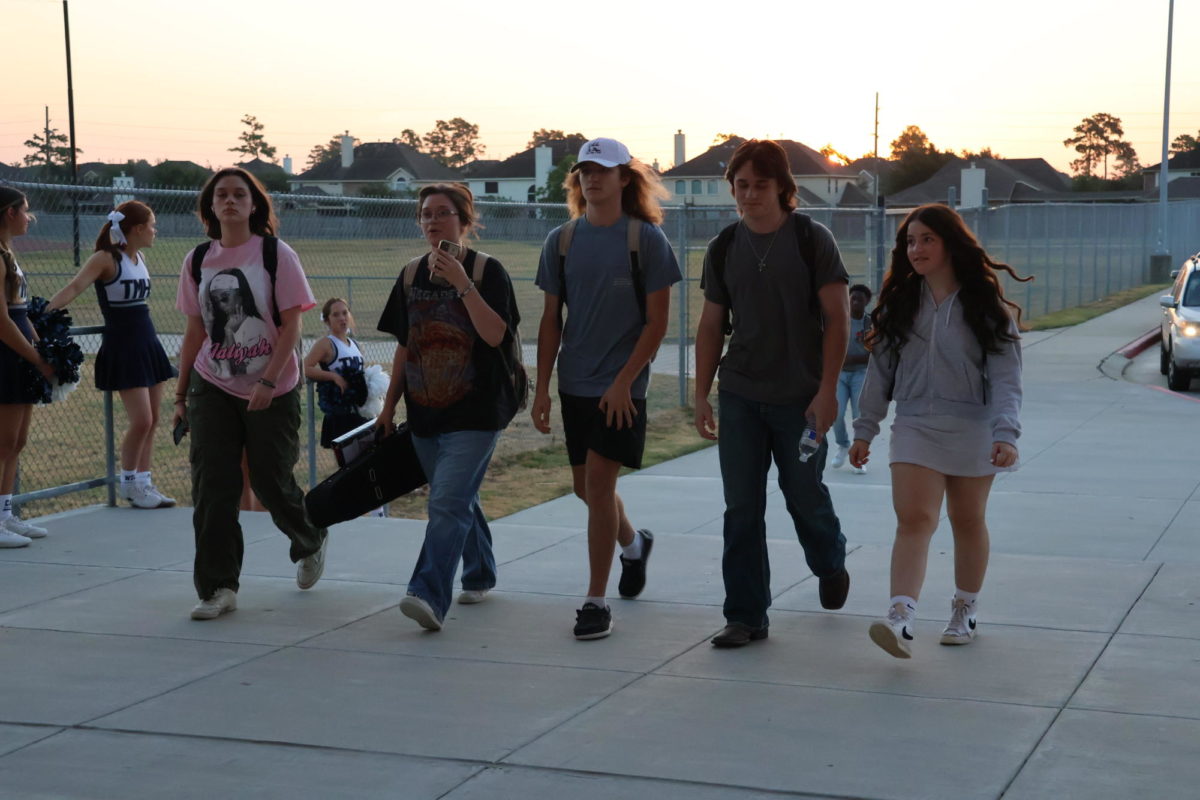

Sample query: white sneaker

[0,528,32,548]
[831,445,849,469]
[940,598,978,645]
[851,463,867,475]
[190,588,237,620]
[147,485,176,507]
[119,481,134,501]
[4,516,47,539]
[127,484,164,509]
[399,594,443,631]
[296,536,328,590]
[457,589,489,605]
[869,603,915,658]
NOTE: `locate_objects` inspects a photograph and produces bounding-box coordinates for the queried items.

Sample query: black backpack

[702,212,818,335]
[190,235,281,327]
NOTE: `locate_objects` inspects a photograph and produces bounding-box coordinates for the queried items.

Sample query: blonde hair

[564,158,670,225]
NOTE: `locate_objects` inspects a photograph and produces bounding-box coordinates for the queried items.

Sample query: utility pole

[42,107,52,175]
[1150,0,1174,283]
[63,0,80,267]
[872,92,886,291]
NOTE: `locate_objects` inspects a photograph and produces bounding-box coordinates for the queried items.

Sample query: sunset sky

[4,0,1197,179]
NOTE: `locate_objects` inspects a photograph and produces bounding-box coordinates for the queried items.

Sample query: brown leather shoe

[711,622,769,648]
[819,568,850,610]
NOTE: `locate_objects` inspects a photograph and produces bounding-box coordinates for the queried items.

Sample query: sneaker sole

[457,592,488,605]
[574,624,613,641]
[399,598,442,631]
[939,633,975,645]
[869,621,913,658]
[190,600,237,620]
[297,540,328,590]
[0,539,31,549]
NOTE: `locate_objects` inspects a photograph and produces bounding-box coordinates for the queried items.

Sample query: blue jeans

[409,429,501,620]
[717,390,847,628]
[832,369,867,448]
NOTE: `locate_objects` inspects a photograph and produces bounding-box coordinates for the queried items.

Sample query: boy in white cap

[532,137,681,640]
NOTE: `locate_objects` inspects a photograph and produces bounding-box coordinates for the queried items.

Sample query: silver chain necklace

[741,218,783,272]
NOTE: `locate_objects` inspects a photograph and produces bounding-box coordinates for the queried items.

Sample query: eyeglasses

[418,209,459,224]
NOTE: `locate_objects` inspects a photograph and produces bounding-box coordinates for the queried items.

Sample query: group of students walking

[0,134,1026,657]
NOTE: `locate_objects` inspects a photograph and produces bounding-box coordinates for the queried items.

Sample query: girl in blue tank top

[303,297,369,449]
[48,201,177,510]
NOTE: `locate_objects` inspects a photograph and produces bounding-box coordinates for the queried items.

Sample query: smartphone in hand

[432,240,464,286]
[172,417,189,446]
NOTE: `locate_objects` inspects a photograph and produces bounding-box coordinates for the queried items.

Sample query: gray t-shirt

[844,315,869,371]
[536,216,681,397]
[703,216,848,404]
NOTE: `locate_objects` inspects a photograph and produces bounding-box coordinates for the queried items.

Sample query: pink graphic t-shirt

[175,235,316,399]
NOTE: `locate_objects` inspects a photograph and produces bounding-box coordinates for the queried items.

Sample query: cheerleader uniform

[93,252,176,391]
[0,263,42,405]
[319,333,369,448]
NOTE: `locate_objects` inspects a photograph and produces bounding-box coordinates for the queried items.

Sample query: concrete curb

[1117,328,1160,359]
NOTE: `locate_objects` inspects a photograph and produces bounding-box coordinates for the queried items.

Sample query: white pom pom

[356,364,389,419]
[49,377,80,404]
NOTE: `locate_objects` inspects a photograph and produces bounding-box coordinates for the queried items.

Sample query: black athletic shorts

[559,392,647,470]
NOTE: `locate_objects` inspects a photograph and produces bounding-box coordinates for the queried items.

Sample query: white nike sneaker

[940,597,978,645]
[3,516,47,539]
[869,603,915,658]
[831,445,849,469]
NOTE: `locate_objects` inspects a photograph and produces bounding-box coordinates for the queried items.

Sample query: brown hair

[724,139,798,212]
[868,203,1032,356]
[197,167,278,240]
[564,158,670,225]
[0,187,28,302]
[321,297,350,322]
[417,183,479,239]
[95,200,153,256]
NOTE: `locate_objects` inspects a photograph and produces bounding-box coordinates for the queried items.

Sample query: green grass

[1026,282,1170,330]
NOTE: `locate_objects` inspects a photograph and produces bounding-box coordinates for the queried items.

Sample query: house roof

[1146,149,1200,172]
[889,157,1069,206]
[292,142,461,183]
[795,186,827,207]
[662,138,850,178]
[838,181,875,207]
[465,138,585,179]
[238,158,288,177]
[1149,176,1200,199]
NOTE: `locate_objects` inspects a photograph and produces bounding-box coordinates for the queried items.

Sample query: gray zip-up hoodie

[853,283,1022,445]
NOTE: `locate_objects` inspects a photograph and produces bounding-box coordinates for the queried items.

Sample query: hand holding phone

[172,417,189,446]
[432,240,464,286]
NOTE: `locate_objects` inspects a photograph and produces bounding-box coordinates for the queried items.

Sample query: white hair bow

[107,210,127,246]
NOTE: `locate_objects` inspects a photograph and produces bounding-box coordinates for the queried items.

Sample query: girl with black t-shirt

[376,183,520,632]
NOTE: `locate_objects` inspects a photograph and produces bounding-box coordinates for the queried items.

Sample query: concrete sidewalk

[1,293,1197,799]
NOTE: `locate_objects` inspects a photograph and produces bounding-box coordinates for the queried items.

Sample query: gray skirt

[889,414,1017,477]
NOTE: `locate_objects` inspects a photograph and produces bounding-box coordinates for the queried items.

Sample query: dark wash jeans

[717,389,847,629]
[188,373,326,600]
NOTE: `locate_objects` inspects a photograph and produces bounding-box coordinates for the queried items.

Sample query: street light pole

[1151,0,1174,282]
[63,0,80,267]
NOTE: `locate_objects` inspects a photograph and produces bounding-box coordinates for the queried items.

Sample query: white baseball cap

[570,137,632,171]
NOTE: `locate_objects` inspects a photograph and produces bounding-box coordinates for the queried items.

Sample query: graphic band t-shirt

[377,249,520,436]
[534,215,681,398]
[175,235,316,399]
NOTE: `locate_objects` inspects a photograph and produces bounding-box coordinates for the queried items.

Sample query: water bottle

[798,417,821,463]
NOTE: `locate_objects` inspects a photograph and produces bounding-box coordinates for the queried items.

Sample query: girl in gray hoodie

[849,204,1030,659]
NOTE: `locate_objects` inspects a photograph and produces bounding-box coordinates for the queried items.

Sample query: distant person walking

[532,137,681,640]
[174,167,328,621]
[0,188,55,547]
[693,139,851,648]
[829,284,873,474]
[851,203,1029,658]
[48,201,177,509]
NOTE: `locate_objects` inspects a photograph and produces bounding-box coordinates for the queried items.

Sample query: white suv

[1160,253,1200,391]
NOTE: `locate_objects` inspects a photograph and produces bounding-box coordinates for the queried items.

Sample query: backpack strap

[469,250,489,284]
[626,218,646,326]
[705,222,739,336]
[791,212,819,319]
[555,218,579,330]
[190,236,281,327]
[401,256,423,290]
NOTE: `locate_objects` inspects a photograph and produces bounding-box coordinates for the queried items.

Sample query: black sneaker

[618,529,654,599]
[573,602,613,640]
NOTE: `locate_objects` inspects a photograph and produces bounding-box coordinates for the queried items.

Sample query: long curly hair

[565,157,670,225]
[867,204,1031,356]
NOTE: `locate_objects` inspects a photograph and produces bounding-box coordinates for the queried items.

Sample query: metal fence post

[677,203,689,408]
[104,390,116,506]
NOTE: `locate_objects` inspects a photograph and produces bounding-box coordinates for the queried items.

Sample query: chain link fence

[5,178,1197,516]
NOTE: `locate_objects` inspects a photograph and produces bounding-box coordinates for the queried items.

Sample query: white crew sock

[135,471,151,488]
[889,595,917,618]
[0,494,12,521]
[620,531,643,560]
[121,470,136,485]
[954,588,980,609]
[585,596,607,609]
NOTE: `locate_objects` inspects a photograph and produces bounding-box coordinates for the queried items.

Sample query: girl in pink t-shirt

[173,167,328,621]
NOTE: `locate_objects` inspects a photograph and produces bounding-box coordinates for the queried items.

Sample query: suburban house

[1143,149,1200,190]
[888,157,1071,207]
[288,135,461,197]
[661,134,859,207]
[461,137,584,202]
